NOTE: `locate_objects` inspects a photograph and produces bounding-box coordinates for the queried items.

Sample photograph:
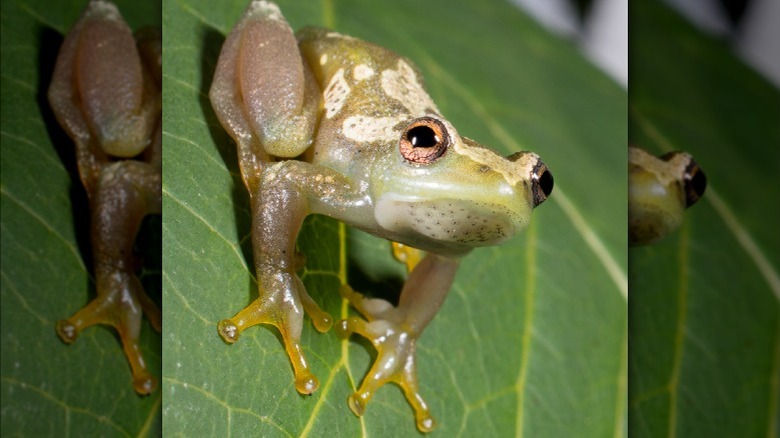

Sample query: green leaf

[1,0,162,436]
[162,0,626,436]
[628,2,780,437]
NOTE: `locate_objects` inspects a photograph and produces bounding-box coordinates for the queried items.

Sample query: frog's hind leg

[56,161,161,395]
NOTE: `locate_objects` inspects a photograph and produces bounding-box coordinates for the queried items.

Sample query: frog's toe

[416,414,436,433]
[294,371,319,395]
[391,242,425,273]
[217,319,240,343]
[299,294,332,333]
[311,313,333,333]
[55,296,108,344]
[133,372,157,395]
[55,320,78,343]
[334,317,357,339]
[399,379,435,432]
[138,289,162,333]
[347,390,371,416]
[283,340,321,394]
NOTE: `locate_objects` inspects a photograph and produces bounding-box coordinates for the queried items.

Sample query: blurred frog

[629,146,706,245]
[48,0,162,394]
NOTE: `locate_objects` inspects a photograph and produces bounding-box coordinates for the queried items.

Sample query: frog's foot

[56,271,159,395]
[391,242,425,273]
[337,285,435,433]
[217,273,333,395]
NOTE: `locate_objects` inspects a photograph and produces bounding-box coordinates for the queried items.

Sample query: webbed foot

[57,271,160,395]
[217,271,332,395]
[337,285,435,432]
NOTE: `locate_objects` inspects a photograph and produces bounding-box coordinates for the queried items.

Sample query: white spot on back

[342,115,401,142]
[353,64,374,81]
[381,60,439,116]
[326,31,356,41]
[323,68,350,119]
[320,54,328,65]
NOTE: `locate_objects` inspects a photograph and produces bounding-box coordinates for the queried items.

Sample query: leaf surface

[1,1,162,436]
[628,2,780,437]
[161,0,627,436]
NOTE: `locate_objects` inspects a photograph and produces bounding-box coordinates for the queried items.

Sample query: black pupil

[407,126,439,148]
[685,168,707,207]
[539,169,554,197]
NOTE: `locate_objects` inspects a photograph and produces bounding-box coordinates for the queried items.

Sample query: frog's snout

[506,152,554,207]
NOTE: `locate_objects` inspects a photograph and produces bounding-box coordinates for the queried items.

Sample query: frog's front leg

[56,161,162,394]
[337,253,461,433]
[217,161,369,394]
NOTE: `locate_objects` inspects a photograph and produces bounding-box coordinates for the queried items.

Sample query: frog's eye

[399,117,448,164]
[530,161,554,207]
[682,160,706,207]
[660,152,707,207]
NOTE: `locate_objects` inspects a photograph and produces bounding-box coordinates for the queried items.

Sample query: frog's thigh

[238,1,317,157]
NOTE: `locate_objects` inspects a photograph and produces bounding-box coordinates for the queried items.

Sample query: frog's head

[628,147,706,245]
[373,115,553,251]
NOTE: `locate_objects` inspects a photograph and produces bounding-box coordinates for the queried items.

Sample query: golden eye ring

[399,117,448,164]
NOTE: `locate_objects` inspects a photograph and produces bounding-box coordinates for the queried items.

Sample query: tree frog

[629,146,706,245]
[210,1,553,431]
[48,0,162,394]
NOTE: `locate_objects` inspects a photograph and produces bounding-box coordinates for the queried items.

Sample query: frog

[47,0,162,395]
[629,146,706,245]
[209,1,553,432]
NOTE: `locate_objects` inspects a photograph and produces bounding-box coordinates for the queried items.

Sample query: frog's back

[297,26,403,93]
[297,26,437,117]
[296,26,441,171]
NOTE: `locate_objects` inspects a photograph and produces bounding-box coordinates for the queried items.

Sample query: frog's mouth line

[374,195,521,248]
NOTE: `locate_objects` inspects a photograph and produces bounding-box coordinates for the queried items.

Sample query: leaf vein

[162,188,246,270]
[0,376,130,436]
[1,269,51,325]
[0,188,84,270]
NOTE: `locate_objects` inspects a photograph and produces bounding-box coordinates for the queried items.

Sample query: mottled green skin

[296,26,543,255]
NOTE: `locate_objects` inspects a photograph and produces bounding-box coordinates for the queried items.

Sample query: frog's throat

[374,194,529,248]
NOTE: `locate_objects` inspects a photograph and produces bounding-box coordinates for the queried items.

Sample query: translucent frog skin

[210,1,553,431]
[48,1,162,395]
[629,146,706,245]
